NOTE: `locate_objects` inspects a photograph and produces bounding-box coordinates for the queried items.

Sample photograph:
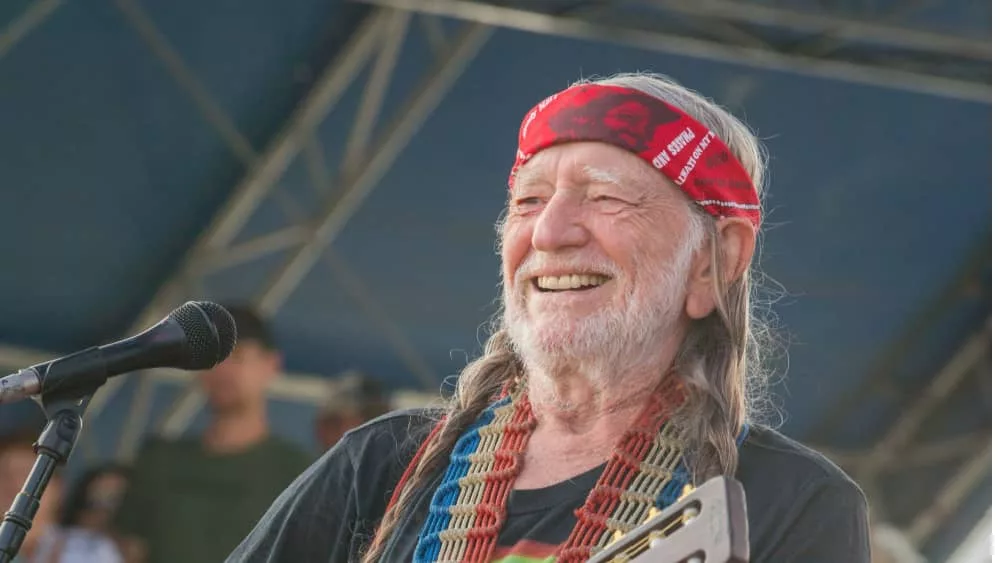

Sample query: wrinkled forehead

[511,142,673,196]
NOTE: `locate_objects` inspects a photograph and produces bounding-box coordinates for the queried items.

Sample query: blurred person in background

[59,464,130,542]
[112,303,312,563]
[314,372,391,451]
[0,431,122,562]
[871,525,927,563]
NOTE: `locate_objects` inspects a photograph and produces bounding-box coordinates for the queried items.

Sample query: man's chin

[510,321,613,358]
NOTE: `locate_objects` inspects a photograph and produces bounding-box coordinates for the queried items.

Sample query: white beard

[503,222,704,383]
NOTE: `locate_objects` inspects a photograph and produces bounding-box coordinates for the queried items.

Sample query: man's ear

[685,218,756,320]
[717,217,756,284]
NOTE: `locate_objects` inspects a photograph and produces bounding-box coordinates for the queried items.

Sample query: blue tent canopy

[0,0,989,560]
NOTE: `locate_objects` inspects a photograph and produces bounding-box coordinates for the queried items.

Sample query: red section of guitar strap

[557,385,681,563]
[464,396,535,562]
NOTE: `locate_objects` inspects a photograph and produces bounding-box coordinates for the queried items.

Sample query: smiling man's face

[501,141,705,366]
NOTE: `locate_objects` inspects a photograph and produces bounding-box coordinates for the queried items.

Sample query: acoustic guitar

[585,476,750,563]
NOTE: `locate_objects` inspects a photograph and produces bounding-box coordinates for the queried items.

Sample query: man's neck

[528,363,665,436]
[515,361,669,488]
[201,407,269,455]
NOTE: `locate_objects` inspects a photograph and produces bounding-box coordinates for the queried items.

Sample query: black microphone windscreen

[168,302,237,370]
[196,301,238,362]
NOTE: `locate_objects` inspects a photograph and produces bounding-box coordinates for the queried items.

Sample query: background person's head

[198,303,282,418]
[59,463,130,532]
[315,373,390,450]
[0,432,36,511]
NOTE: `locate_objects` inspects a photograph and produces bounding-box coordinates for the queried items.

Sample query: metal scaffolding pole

[340,11,411,177]
[81,6,386,460]
[944,508,992,563]
[82,9,387,426]
[255,21,494,314]
[648,0,989,59]
[353,0,990,103]
[149,15,492,442]
[0,0,62,62]
[907,445,992,546]
[807,238,989,444]
[855,320,991,480]
[814,431,992,475]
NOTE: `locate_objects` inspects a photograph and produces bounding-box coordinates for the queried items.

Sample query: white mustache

[513,255,622,283]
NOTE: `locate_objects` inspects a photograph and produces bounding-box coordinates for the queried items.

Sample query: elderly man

[227,73,871,562]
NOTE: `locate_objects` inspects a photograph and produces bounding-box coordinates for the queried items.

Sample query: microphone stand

[0,360,105,562]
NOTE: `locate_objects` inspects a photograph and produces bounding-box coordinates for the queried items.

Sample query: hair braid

[360,330,520,562]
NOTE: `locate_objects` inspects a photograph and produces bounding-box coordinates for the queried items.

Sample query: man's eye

[594,195,624,203]
[514,197,543,207]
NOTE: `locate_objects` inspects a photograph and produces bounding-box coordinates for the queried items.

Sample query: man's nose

[531,193,589,251]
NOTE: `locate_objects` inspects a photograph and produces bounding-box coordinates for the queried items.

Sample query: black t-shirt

[225,409,872,562]
[114,436,313,563]
[492,464,604,560]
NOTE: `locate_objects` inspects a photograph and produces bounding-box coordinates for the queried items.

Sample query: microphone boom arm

[0,354,108,563]
[0,299,237,561]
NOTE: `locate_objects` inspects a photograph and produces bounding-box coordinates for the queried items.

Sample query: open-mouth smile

[532,274,611,292]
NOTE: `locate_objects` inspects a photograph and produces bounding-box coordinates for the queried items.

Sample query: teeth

[535,274,609,290]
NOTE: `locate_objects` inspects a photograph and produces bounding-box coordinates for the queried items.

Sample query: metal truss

[807,237,990,443]
[802,236,991,553]
[944,509,992,563]
[0,0,62,61]
[0,0,484,462]
[815,319,991,552]
[10,1,491,461]
[352,0,990,103]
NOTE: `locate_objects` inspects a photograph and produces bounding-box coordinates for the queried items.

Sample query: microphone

[0,301,237,405]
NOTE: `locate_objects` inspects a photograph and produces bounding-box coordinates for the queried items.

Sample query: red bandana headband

[509,84,762,228]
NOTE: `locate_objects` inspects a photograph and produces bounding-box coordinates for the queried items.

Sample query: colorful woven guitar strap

[394,378,748,563]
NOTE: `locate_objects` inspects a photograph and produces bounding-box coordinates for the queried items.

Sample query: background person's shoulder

[340,407,443,451]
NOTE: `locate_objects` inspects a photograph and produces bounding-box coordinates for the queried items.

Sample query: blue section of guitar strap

[736,422,750,448]
[411,400,503,563]
[655,422,751,509]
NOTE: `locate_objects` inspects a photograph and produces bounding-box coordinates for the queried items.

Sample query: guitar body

[586,476,750,563]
